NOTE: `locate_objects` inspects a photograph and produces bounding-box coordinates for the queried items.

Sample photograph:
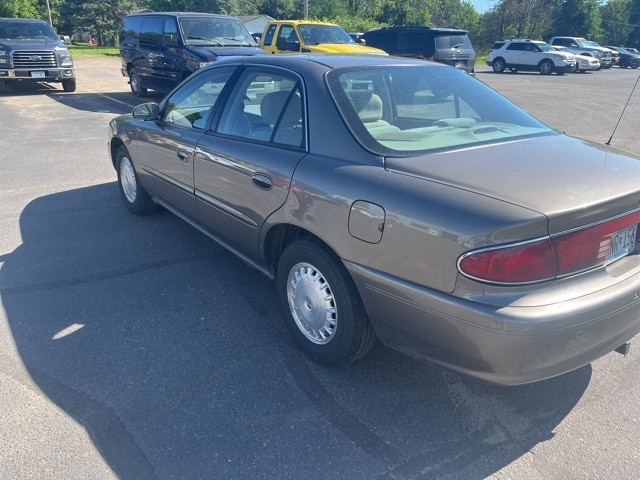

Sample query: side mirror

[276,36,288,50]
[162,34,178,46]
[132,102,160,121]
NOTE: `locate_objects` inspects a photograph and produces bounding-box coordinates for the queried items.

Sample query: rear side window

[217,68,305,149]
[140,17,163,50]
[263,24,276,46]
[121,16,141,42]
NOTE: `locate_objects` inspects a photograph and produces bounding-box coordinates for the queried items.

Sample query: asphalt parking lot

[1,56,639,480]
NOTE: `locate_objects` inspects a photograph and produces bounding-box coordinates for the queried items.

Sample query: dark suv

[119,12,265,97]
[0,18,76,93]
[360,27,476,74]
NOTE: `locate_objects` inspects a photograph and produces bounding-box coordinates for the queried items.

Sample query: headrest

[347,91,383,123]
[260,91,301,125]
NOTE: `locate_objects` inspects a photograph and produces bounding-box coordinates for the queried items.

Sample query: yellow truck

[260,20,387,55]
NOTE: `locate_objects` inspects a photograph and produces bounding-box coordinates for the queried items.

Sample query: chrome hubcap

[287,262,337,344]
[120,157,137,204]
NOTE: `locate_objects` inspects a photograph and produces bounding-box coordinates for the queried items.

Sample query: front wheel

[116,147,157,215]
[539,59,554,75]
[62,78,76,92]
[277,239,377,365]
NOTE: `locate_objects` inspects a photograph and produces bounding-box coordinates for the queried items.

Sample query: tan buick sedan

[108,54,640,385]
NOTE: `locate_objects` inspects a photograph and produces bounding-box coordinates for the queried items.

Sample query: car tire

[62,78,76,92]
[277,239,377,365]
[492,58,506,73]
[0,80,5,93]
[620,59,629,68]
[116,147,157,215]
[129,69,147,97]
[539,59,554,75]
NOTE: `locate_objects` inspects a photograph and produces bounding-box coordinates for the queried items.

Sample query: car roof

[0,17,48,23]
[124,11,235,19]
[213,53,446,71]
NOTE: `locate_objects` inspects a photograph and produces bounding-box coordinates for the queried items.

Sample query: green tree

[601,0,631,45]
[551,0,603,40]
[627,0,640,46]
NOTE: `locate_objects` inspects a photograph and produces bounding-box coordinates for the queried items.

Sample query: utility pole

[45,0,53,26]
[304,0,308,20]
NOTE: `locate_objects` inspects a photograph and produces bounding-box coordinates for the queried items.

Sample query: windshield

[327,65,553,156]
[180,17,255,46]
[535,42,555,52]
[298,25,354,45]
[0,21,58,40]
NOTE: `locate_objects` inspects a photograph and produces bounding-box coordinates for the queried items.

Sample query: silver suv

[548,36,612,69]
[486,39,576,75]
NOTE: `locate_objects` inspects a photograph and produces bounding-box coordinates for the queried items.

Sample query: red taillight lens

[459,210,640,284]
[459,238,556,283]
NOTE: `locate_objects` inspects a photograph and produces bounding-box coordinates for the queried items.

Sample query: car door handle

[176,149,191,163]
[252,173,273,190]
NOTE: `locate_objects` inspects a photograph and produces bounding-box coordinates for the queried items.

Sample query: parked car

[108,54,640,385]
[606,46,640,68]
[0,17,76,92]
[548,36,613,68]
[486,39,575,74]
[360,26,476,74]
[119,11,265,97]
[553,46,600,72]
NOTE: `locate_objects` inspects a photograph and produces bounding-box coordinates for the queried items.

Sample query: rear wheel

[116,147,157,215]
[620,58,629,68]
[129,69,147,97]
[277,239,377,365]
[492,58,506,73]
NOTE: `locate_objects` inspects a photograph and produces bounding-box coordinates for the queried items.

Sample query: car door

[134,67,236,219]
[193,66,307,263]
[138,16,165,87]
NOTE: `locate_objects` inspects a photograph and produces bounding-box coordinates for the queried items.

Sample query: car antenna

[606,74,640,146]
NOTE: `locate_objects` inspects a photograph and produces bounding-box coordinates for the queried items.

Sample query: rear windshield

[434,34,473,49]
[0,21,58,40]
[327,65,553,156]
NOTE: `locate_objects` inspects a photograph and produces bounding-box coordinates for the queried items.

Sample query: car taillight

[458,210,640,284]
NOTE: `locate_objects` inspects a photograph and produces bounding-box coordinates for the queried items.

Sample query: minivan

[119,11,265,96]
[361,26,476,74]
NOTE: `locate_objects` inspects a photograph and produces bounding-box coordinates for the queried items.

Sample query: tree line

[3,0,640,52]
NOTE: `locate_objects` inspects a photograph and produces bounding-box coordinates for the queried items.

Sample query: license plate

[31,71,45,78]
[608,224,637,264]
[455,62,465,68]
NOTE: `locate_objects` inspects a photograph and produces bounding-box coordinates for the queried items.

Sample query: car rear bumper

[347,261,640,385]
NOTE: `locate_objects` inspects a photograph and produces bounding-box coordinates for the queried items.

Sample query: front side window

[217,68,305,148]
[161,67,235,129]
[327,65,553,156]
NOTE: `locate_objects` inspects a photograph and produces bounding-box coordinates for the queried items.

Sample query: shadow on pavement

[1,183,590,479]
